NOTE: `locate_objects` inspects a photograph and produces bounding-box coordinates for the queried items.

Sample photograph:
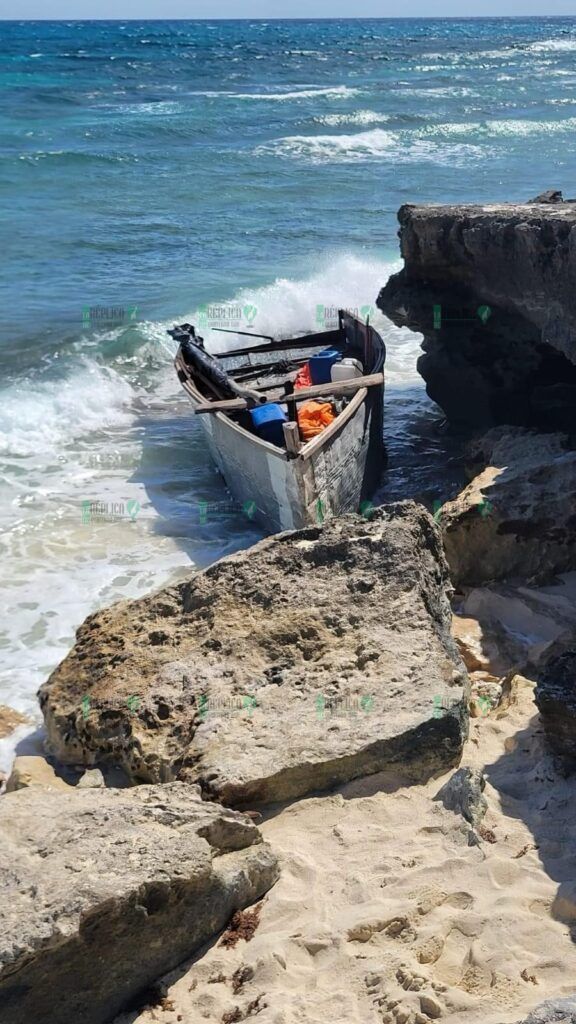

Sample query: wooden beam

[283,421,301,455]
[193,373,384,415]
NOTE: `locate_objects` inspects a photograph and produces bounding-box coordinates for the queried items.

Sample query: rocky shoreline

[3,196,576,1024]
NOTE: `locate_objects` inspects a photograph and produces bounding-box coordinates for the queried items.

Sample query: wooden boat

[170,310,386,533]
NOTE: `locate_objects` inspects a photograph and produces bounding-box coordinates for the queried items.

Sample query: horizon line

[2,14,576,20]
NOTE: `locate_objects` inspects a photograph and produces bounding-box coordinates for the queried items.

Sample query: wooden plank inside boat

[193,372,384,414]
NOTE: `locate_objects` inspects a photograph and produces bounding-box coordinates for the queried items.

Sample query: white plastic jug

[331,358,364,383]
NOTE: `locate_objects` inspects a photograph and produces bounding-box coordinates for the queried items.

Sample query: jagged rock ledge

[378,198,576,430]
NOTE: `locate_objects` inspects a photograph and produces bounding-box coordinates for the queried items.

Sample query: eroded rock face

[438,428,576,586]
[378,201,576,430]
[0,783,278,1024]
[39,503,469,806]
[535,644,576,761]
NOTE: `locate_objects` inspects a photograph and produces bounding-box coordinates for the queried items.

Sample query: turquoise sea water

[2,17,576,736]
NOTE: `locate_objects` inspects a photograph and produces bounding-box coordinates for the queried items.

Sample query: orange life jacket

[297,400,336,440]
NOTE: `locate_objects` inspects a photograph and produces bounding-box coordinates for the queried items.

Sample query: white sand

[119,668,576,1024]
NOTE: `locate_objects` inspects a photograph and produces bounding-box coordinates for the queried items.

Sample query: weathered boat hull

[173,314,386,533]
[184,381,383,533]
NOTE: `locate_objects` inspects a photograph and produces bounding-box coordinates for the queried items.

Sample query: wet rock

[439,428,576,586]
[378,201,576,431]
[39,503,469,807]
[0,783,278,1024]
[434,767,487,827]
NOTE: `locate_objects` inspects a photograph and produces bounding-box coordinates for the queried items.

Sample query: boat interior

[171,310,385,452]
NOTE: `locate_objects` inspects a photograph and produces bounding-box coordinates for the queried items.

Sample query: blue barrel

[250,404,287,446]
[309,348,341,385]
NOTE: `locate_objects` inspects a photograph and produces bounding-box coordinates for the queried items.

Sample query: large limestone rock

[39,504,469,806]
[0,783,278,1024]
[438,428,576,586]
[378,199,576,431]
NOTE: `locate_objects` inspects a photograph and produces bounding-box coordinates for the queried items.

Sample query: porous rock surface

[437,427,576,586]
[0,783,278,1024]
[39,503,469,806]
[378,199,576,430]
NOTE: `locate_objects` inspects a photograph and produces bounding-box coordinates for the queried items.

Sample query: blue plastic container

[309,348,341,385]
[250,403,287,447]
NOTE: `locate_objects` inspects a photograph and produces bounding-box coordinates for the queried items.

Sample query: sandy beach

[113,662,576,1024]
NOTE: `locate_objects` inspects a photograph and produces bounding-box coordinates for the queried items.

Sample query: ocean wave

[487,117,576,136]
[17,150,138,165]
[314,109,389,126]
[192,85,362,101]
[390,86,477,98]
[183,252,421,387]
[255,128,485,166]
[0,361,135,458]
[410,116,576,141]
[528,37,576,52]
[106,100,185,115]
[414,121,480,137]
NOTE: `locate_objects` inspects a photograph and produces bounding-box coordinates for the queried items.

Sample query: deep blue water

[2,18,576,354]
[1,16,576,728]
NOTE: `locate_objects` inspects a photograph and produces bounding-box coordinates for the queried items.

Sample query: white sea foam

[194,86,362,101]
[189,252,421,386]
[111,100,185,115]
[390,86,476,98]
[255,128,485,166]
[529,37,576,52]
[0,361,135,459]
[315,110,389,127]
